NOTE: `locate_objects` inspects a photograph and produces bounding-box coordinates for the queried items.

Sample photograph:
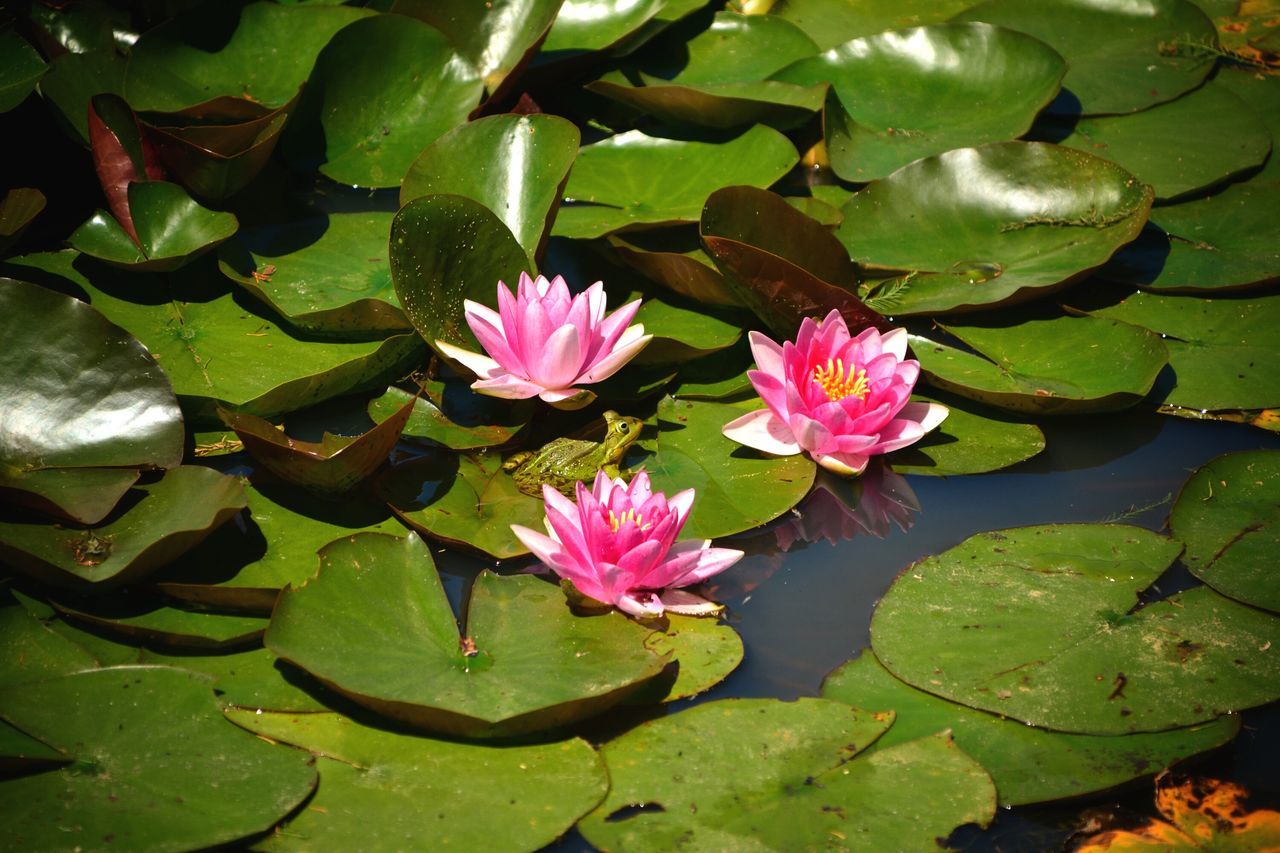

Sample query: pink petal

[539,387,596,410]
[576,330,651,382]
[589,298,642,363]
[466,307,525,375]
[721,409,802,456]
[660,540,744,586]
[814,451,870,476]
[531,323,585,390]
[747,330,785,379]
[510,525,578,576]
[746,370,791,421]
[435,340,502,379]
[658,589,724,616]
[789,412,836,456]
[471,374,546,400]
[616,591,665,618]
[880,327,909,361]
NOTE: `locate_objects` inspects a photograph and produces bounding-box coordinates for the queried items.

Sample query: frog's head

[601,410,643,460]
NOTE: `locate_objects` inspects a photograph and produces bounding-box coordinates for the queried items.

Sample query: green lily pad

[630,614,744,703]
[0,277,183,524]
[871,524,1280,734]
[542,0,665,55]
[640,396,817,540]
[608,229,741,307]
[909,310,1168,415]
[580,698,996,851]
[51,592,268,650]
[834,142,1153,315]
[588,75,826,130]
[381,452,545,559]
[1081,289,1280,412]
[124,1,374,111]
[0,187,45,252]
[1047,82,1271,201]
[770,0,975,49]
[153,478,404,613]
[400,114,580,262]
[631,289,743,364]
[367,383,533,450]
[69,181,239,273]
[0,666,317,851]
[282,13,483,188]
[219,399,412,494]
[141,645,332,713]
[1,251,426,425]
[0,720,65,771]
[774,22,1067,181]
[953,0,1218,115]
[0,466,247,590]
[0,30,46,113]
[391,193,531,356]
[1104,180,1280,292]
[670,340,755,400]
[890,394,1045,476]
[0,600,98,688]
[218,212,409,338]
[1215,64,1280,183]
[266,532,668,737]
[552,126,799,239]
[36,47,127,144]
[1170,449,1280,613]
[823,653,1240,806]
[228,708,607,851]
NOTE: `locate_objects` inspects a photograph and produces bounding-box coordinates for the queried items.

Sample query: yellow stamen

[608,508,651,532]
[812,358,870,401]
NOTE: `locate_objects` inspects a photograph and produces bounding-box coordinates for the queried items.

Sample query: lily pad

[631,614,744,703]
[390,193,531,354]
[1215,64,1280,183]
[0,30,46,113]
[542,0,665,55]
[834,142,1153,315]
[87,94,164,245]
[608,229,741,307]
[588,75,825,130]
[141,645,332,713]
[640,396,817,540]
[0,466,247,590]
[51,592,268,650]
[266,532,668,737]
[367,383,533,450]
[670,340,755,400]
[631,289,743,364]
[228,708,607,851]
[218,212,409,338]
[1,251,426,425]
[0,666,317,851]
[69,181,240,273]
[0,277,183,524]
[124,1,374,111]
[909,310,1169,415]
[1046,82,1271,201]
[552,126,799,239]
[0,600,98,688]
[823,653,1240,806]
[400,114,580,262]
[774,22,1067,181]
[1170,449,1280,613]
[890,394,1045,476]
[0,187,46,252]
[1081,289,1280,412]
[218,398,412,494]
[380,452,545,559]
[953,0,1219,115]
[282,13,483,188]
[36,47,127,144]
[770,0,975,49]
[871,524,1280,734]
[579,698,996,851]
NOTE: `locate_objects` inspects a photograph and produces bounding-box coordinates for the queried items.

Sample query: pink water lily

[511,471,743,619]
[435,272,651,410]
[722,310,948,476]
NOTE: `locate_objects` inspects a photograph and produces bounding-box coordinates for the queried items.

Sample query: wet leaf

[629,614,744,703]
[228,708,607,850]
[266,532,668,737]
[1170,449,1280,613]
[0,30,46,113]
[51,591,267,650]
[631,289,743,364]
[890,394,1045,476]
[770,0,975,49]
[140,645,332,712]
[608,229,741,307]
[872,524,1280,734]
[367,383,533,450]
[88,94,165,244]
[36,47,127,144]
[0,188,46,252]
[0,598,98,688]
[542,0,666,55]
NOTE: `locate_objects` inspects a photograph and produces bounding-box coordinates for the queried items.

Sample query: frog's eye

[616,421,630,434]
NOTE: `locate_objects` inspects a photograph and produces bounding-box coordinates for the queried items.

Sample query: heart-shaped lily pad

[909,310,1168,415]
[580,698,996,851]
[552,126,799,239]
[400,114,580,262]
[872,524,1280,734]
[640,396,817,540]
[1080,289,1280,412]
[219,398,413,494]
[1170,449,1280,613]
[1046,82,1271,201]
[889,394,1045,476]
[823,653,1240,806]
[770,0,976,49]
[0,277,183,524]
[0,30,45,113]
[367,382,533,450]
[774,22,1066,181]
[124,1,374,111]
[0,666,317,851]
[218,211,409,338]
[282,13,483,188]
[2,251,426,425]
[0,466,247,590]
[380,452,545,559]
[69,181,239,273]
[953,0,1218,115]
[835,142,1153,315]
[266,532,668,737]
[228,708,607,851]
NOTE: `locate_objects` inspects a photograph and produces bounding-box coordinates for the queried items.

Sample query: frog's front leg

[601,463,626,481]
[502,451,534,473]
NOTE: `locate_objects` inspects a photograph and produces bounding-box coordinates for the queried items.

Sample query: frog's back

[511,437,601,491]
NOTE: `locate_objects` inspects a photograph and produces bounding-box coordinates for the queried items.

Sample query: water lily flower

[511,471,743,618]
[722,310,948,476]
[435,272,651,410]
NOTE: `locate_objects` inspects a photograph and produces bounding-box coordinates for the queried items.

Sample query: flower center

[812,358,870,401]
[609,508,651,532]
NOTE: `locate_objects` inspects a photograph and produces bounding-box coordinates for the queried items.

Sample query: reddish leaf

[88,94,163,243]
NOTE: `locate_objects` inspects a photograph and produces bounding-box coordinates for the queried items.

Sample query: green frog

[503,410,643,497]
